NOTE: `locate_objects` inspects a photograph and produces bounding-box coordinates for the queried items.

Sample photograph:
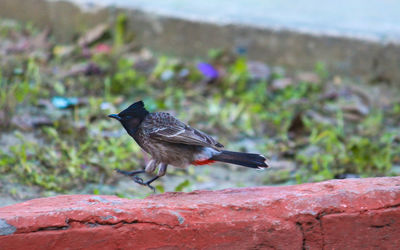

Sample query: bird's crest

[119,100,147,117]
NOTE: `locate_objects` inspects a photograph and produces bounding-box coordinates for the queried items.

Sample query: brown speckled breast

[132,113,202,168]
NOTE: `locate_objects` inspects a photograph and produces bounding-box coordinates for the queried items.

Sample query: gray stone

[0,219,16,236]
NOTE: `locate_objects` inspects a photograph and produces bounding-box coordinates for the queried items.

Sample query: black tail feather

[210,150,269,169]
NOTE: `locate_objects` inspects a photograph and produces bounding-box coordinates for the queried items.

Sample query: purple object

[197,62,219,79]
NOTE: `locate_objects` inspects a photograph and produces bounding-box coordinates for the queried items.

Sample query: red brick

[1,177,400,249]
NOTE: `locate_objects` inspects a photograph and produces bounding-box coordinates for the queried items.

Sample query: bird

[108,100,269,191]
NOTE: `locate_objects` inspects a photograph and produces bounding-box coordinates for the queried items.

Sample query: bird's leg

[115,169,146,177]
[157,163,168,177]
[145,160,158,174]
[133,163,168,192]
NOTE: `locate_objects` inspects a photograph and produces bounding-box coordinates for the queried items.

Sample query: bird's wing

[148,113,224,150]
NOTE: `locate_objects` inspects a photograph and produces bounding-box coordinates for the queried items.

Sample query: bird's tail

[210,150,269,169]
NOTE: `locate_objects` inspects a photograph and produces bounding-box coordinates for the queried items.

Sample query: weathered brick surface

[1,177,400,249]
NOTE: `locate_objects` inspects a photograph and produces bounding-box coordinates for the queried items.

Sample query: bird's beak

[108,114,121,120]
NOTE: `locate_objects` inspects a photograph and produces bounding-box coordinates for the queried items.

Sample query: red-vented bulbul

[108,100,269,191]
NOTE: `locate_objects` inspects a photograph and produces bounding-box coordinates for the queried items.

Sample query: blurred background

[0,0,399,206]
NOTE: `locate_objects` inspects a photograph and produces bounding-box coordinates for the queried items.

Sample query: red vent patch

[192,159,216,166]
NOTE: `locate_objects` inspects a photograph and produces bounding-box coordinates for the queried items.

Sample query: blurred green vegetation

[0,18,399,198]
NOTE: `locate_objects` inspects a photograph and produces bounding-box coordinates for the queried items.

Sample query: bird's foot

[133,176,144,184]
[147,184,156,193]
[115,168,157,192]
[133,176,156,192]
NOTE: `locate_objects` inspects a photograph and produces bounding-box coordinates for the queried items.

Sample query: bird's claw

[133,176,144,184]
[147,183,156,193]
[133,176,155,192]
[115,168,124,174]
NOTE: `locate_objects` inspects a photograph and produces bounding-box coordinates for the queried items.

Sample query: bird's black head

[108,100,149,137]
